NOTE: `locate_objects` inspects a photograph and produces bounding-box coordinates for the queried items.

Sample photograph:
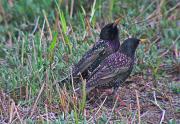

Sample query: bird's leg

[113,81,127,108]
[113,89,127,113]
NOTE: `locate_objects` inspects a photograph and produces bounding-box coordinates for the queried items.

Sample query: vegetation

[0,0,179,123]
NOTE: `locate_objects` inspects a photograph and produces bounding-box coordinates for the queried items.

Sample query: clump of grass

[55,0,72,54]
[170,82,180,94]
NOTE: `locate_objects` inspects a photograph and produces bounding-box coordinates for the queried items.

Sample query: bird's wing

[100,66,129,79]
[86,53,132,88]
[73,40,107,76]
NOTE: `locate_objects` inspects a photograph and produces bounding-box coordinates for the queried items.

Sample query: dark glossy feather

[72,39,118,78]
[82,38,141,93]
[85,52,133,93]
[60,22,120,86]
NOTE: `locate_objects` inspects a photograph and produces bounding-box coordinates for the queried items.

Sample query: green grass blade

[48,31,58,63]
[54,0,72,53]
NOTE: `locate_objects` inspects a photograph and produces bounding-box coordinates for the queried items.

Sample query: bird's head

[100,18,121,41]
[120,38,146,57]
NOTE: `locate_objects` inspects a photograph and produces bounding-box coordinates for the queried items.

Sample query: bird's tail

[57,74,82,88]
[57,76,71,87]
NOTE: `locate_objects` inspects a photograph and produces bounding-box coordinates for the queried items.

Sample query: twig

[87,96,107,123]
[105,97,118,124]
[30,83,45,117]
[31,16,40,34]
[58,21,66,45]
[40,19,46,43]
[45,102,49,124]
[135,90,141,124]
[43,10,52,40]
[70,0,74,18]
[140,110,149,118]
[165,2,180,15]
[131,110,137,124]
[9,99,15,123]
[152,91,165,124]
[70,67,75,93]
[160,35,180,58]
[8,98,23,124]
[135,0,156,20]
[14,104,23,124]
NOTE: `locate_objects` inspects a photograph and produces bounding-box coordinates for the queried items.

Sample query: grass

[0,0,180,123]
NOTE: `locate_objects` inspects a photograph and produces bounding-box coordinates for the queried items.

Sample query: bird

[60,18,121,85]
[79,38,145,94]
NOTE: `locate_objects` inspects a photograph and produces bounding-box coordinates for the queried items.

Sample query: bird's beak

[113,18,121,27]
[140,39,147,44]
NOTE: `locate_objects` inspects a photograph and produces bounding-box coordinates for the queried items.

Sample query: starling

[81,38,144,93]
[61,18,121,84]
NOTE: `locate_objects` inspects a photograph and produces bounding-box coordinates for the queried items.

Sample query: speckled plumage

[61,22,120,84]
[72,39,119,78]
[83,38,141,93]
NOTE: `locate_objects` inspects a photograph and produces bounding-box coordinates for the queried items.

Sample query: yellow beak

[140,38,147,44]
[113,18,121,27]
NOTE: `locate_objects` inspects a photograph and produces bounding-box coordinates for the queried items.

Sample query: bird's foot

[114,94,127,113]
[115,95,126,107]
